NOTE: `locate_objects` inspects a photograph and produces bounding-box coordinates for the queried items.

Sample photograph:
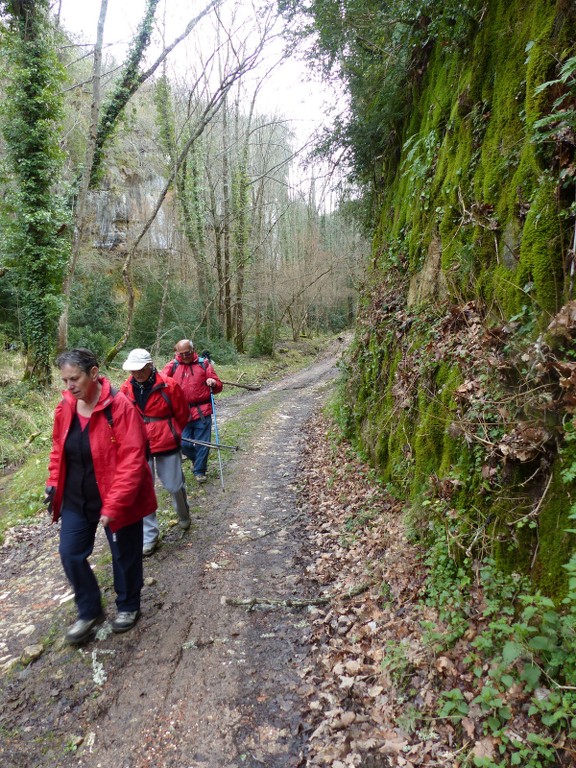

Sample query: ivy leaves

[0,0,70,385]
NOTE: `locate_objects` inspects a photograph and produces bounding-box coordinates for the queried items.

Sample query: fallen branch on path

[221,581,372,610]
[221,379,261,391]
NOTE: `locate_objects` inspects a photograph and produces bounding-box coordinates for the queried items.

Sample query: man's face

[176,342,194,360]
[131,362,153,382]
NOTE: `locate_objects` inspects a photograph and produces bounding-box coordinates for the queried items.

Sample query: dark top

[131,369,156,411]
[62,415,102,521]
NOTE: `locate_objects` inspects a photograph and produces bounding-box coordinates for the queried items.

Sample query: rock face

[87,172,177,254]
[348,0,576,596]
[407,235,447,307]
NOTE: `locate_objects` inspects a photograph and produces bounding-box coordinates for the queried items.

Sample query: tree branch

[222,582,372,610]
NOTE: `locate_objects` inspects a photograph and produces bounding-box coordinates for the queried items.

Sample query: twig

[221,379,261,391]
[507,472,553,527]
[23,431,41,447]
[222,581,372,610]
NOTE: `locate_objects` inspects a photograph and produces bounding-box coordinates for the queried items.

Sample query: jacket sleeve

[47,401,65,488]
[206,362,223,394]
[97,395,151,525]
[169,379,191,429]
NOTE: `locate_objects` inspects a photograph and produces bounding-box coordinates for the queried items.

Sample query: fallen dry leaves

[297,413,447,766]
[296,412,575,767]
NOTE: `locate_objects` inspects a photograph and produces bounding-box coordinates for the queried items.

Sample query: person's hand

[100,515,110,528]
[206,378,216,388]
[44,486,55,515]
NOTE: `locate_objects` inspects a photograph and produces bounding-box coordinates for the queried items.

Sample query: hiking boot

[175,489,190,530]
[143,540,158,557]
[195,474,207,483]
[111,610,141,634]
[65,613,106,644]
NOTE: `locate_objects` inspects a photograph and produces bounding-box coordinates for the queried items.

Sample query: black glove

[44,486,55,515]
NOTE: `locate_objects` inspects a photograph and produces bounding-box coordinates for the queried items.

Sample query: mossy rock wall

[347,0,576,597]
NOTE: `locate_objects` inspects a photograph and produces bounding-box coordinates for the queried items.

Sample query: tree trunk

[221,96,233,340]
[2,0,68,386]
[57,0,108,354]
[152,261,170,358]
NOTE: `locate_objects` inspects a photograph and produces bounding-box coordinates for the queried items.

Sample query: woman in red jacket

[121,348,191,556]
[46,348,156,644]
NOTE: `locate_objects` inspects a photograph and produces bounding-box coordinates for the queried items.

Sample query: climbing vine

[89,0,161,187]
[0,0,70,386]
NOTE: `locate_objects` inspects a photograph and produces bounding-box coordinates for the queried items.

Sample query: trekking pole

[210,389,225,491]
[181,437,239,451]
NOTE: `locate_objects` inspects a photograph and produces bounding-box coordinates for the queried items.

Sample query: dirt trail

[0,340,347,768]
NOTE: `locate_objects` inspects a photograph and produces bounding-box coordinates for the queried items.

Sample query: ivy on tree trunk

[0,0,69,386]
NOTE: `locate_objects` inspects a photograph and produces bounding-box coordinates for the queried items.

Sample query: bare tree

[56,0,223,352]
[102,10,273,364]
[57,0,108,354]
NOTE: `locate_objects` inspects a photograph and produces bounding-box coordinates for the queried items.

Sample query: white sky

[55,0,335,150]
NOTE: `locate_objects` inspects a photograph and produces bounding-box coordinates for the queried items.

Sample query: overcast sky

[56,0,333,148]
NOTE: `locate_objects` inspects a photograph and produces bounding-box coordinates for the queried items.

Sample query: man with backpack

[121,348,191,556]
[162,339,223,483]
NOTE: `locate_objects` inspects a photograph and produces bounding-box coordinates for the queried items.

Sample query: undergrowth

[420,512,576,766]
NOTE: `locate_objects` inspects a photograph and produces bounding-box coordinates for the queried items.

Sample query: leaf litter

[296,410,575,767]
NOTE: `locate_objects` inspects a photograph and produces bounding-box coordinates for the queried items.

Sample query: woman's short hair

[56,348,99,373]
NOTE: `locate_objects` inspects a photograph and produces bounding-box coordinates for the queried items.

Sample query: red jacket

[47,377,157,533]
[161,353,223,421]
[120,371,189,455]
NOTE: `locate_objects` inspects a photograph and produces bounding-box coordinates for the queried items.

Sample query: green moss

[534,470,575,598]
[516,178,565,317]
[349,0,576,597]
[414,367,464,492]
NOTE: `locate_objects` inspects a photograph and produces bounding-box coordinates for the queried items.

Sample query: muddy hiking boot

[112,610,140,634]
[175,488,191,529]
[143,540,158,557]
[65,613,106,644]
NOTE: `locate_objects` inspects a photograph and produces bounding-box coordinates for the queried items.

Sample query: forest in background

[0,0,365,383]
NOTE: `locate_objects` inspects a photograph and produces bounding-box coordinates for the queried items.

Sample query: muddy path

[0,339,348,768]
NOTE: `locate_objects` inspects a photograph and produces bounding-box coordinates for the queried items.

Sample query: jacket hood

[61,376,114,411]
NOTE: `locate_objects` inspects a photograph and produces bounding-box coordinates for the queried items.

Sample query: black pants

[59,507,143,620]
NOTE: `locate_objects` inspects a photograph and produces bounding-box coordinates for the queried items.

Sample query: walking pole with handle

[210,388,225,491]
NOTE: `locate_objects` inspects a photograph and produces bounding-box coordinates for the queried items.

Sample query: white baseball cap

[122,348,153,371]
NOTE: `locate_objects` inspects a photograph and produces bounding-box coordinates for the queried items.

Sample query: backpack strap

[139,386,180,447]
[103,387,118,428]
[171,358,206,374]
[160,387,180,444]
[159,387,173,414]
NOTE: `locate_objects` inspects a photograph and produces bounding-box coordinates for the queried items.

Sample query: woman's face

[60,363,99,403]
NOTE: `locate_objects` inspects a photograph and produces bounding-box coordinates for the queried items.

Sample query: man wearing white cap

[121,348,191,556]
